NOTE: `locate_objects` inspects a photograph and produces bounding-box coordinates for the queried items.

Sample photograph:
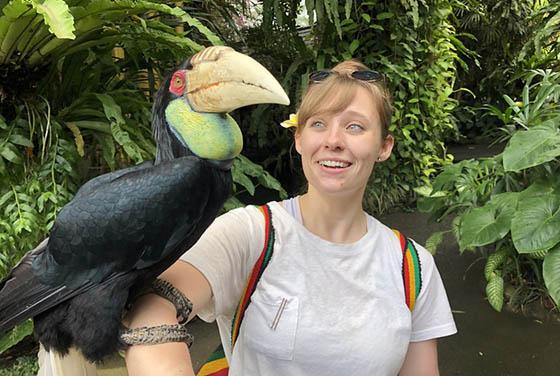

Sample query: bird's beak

[185,46,290,113]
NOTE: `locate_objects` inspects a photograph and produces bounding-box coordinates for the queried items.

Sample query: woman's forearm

[124,261,213,375]
[124,294,196,376]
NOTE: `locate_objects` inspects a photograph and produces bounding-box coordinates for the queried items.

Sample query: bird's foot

[150,278,193,324]
[120,323,193,347]
[120,278,194,347]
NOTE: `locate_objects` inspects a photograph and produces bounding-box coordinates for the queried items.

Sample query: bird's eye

[169,71,187,96]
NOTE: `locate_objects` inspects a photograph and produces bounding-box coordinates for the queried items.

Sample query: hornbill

[0,46,289,362]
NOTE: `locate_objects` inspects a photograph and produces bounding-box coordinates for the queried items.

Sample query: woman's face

[295,86,394,198]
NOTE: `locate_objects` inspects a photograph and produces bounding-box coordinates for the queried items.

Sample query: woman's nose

[324,125,344,149]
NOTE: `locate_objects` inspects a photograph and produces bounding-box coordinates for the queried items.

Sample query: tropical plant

[0,356,38,376]
[0,0,205,277]
[518,0,560,71]
[228,0,462,213]
[0,0,287,355]
[417,69,560,312]
[451,0,556,139]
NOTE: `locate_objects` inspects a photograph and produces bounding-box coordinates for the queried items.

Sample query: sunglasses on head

[308,69,385,84]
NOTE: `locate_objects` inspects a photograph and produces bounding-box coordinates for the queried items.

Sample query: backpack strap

[197,204,274,376]
[230,204,275,345]
[392,229,422,311]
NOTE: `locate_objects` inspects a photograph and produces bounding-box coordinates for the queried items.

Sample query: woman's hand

[124,260,213,376]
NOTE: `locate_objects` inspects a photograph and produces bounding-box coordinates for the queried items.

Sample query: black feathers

[0,156,232,361]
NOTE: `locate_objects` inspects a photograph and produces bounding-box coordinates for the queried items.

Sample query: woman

[125,60,457,376]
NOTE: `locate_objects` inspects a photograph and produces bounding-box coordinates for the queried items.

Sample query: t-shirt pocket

[243,291,299,360]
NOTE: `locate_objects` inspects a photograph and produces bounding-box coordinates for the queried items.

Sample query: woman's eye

[348,123,364,131]
[311,121,324,128]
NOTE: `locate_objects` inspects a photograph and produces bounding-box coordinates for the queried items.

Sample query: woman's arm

[124,260,212,376]
[398,339,439,376]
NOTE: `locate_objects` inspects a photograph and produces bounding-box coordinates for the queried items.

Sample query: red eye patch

[169,70,186,96]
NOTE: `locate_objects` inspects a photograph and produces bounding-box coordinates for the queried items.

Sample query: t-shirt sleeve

[409,240,457,342]
[179,206,264,323]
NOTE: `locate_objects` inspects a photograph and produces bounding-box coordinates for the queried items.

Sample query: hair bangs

[298,76,359,132]
[296,60,393,138]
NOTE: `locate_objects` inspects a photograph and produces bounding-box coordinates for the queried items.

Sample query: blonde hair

[297,60,392,138]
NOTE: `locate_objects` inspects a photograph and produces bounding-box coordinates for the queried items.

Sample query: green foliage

[0,120,80,275]
[486,274,504,312]
[458,194,515,250]
[0,320,33,354]
[225,154,288,211]
[518,1,560,70]
[511,193,560,254]
[0,1,290,355]
[503,123,560,171]
[0,0,227,355]
[484,246,509,282]
[451,1,560,140]
[418,70,560,311]
[0,356,38,376]
[543,244,560,307]
[0,0,205,281]
[424,231,445,255]
[232,0,460,213]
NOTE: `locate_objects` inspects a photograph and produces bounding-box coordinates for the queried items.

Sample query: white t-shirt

[181,199,456,376]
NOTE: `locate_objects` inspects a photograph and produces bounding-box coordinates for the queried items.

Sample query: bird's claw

[150,278,193,324]
[120,278,194,347]
[119,323,193,347]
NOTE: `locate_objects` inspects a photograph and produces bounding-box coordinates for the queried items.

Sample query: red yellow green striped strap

[230,204,274,346]
[197,205,274,376]
[393,229,422,311]
[196,346,229,376]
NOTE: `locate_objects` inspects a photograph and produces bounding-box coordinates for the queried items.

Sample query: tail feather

[37,344,97,376]
[0,239,72,335]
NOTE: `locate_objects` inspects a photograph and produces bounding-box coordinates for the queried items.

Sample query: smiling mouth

[318,160,352,168]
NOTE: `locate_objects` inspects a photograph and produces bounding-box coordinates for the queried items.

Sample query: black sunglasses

[308,69,385,84]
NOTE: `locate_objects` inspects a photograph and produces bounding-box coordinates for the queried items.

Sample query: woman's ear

[294,131,302,155]
[377,134,394,162]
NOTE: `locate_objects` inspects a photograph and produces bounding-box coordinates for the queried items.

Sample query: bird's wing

[72,160,154,200]
[0,238,87,333]
[35,156,213,288]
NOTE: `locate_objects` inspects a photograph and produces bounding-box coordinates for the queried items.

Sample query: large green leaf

[0,319,33,354]
[0,1,25,50]
[182,12,222,46]
[543,243,560,307]
[458,193,517,249]
[71,0,216,47]
[31,0,75,39]
[96,94,143,163]
[0,11,30,62]
[484,247,509,281]
[424,231,445,255]
[232,169,255,196]
[231,155,287,199]
[519,178,559,199]
[486,275,504,312]
[511,194,560,253]
[1,143,23,164]
[503,123,560,172]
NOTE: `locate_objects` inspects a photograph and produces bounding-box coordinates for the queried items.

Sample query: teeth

[319,160,350,168]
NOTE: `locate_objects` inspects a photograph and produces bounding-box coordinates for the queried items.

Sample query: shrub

[417,70,560,312]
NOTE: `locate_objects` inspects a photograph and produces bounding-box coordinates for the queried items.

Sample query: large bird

[0,46,289,362]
